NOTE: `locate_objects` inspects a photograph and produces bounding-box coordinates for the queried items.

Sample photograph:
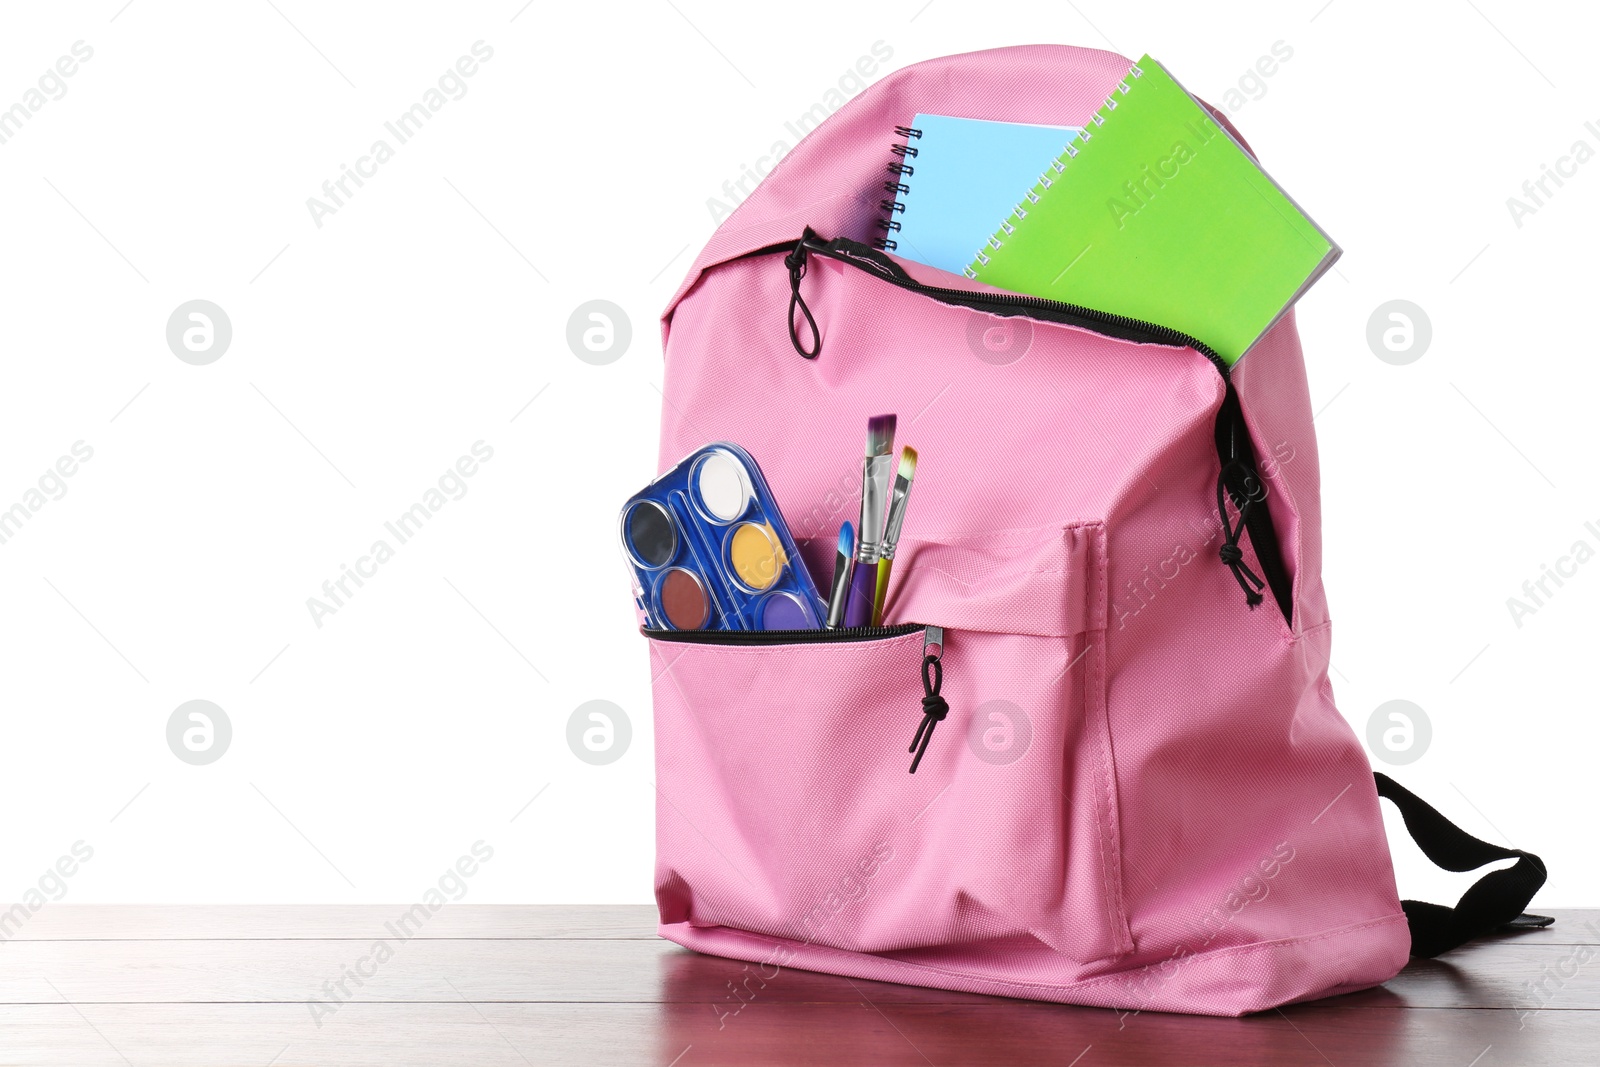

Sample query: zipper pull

[784,236,821,359]
[1216,458,1266,608]
[908,626,948,774]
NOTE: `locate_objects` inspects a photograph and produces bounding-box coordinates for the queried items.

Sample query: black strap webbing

[1374,772,1552,958]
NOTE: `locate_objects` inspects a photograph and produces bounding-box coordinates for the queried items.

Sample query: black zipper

[1214,385,1294,622]
[776,231,1230,379]
[642,622,924,645]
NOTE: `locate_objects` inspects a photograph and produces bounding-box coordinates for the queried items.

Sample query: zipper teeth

[806,238,1228,377]
[642,622,924,645]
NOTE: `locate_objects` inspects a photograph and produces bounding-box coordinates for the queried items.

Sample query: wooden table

[1,906,1592,1065]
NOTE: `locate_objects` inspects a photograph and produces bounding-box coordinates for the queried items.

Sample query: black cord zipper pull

[784,237,821,359]
[908,627,948,773]
[1216,459,1266,608]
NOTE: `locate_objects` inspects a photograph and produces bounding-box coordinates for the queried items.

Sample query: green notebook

[967,55,1338,365]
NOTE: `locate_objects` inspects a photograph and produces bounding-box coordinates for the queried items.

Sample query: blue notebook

[887,114,1083,276]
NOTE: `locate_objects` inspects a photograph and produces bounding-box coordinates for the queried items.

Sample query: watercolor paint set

[619,443,827,632]
[620,422,920,633]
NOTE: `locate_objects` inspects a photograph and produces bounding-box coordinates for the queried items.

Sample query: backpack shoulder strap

[1374,772,1552,957]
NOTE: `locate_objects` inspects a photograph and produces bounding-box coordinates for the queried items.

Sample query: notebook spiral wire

[874,125,922,251]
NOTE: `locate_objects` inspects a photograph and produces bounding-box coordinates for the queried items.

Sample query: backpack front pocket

[648,521,1132,967]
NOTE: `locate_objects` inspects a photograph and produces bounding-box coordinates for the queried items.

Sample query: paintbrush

[871,446,917,625]
[824,522,855,629]
[843,414,896,627]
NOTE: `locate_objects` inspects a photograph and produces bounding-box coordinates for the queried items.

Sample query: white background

[0,0,1592,912]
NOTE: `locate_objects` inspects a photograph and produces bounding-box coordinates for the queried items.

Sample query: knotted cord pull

[908,637,948,774]
[785,239,820,359]
[1216,459,1265,608]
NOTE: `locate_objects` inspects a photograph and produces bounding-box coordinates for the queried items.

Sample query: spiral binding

[960,65,1144,279]
[874,125,922,251]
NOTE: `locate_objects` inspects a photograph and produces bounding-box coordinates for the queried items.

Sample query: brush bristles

[897,446,917,481]
[866,414,896,457]
[838,521,855,556]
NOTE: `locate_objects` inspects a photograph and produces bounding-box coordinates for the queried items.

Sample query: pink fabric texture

[650,44,1407,1016]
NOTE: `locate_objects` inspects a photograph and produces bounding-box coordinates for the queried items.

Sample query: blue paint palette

[619,443,825,631]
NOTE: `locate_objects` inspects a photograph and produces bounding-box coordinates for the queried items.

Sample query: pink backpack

[647,44,1547,1016]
